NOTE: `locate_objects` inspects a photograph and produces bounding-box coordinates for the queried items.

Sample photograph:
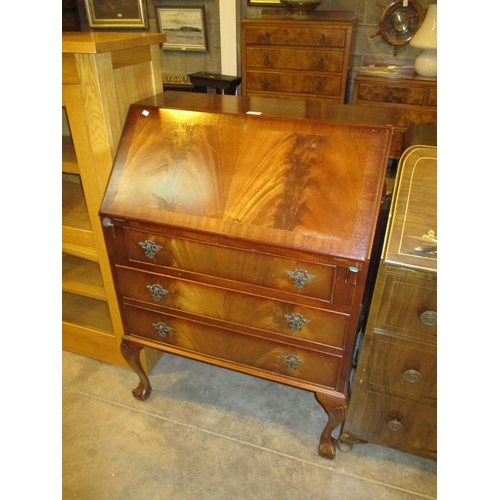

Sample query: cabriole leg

[315,392,348,459]
[121,339,152,401]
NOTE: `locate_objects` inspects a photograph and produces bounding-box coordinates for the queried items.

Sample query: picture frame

[155,6,208,52]
[83,0,148,29]
[247,0,283,5]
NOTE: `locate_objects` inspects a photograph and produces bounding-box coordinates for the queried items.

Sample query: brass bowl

[280,0,322,18]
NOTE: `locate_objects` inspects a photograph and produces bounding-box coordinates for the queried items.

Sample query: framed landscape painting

[156,6,208,52]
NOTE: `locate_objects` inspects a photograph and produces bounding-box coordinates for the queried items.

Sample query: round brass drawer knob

[420,309,437,326]
[387,419,404,432]
[403,369,422,383]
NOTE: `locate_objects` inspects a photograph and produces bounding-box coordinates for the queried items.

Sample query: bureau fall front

[100,91,394,458]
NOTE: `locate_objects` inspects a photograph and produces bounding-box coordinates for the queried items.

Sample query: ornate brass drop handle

[420,309,437,326]
[262,32,270,43]
[262,78,270,89]
[281,354,304,371]
[139,239,162,259]
[287,268,315,289]
[152,321,172,338]
[387,419,404,432]
[284,313,310,332]
[315,81,323,92]
[403,369,422,383]
[146,284,169,302]
[263,55,270,66]
[319,34,326,45]
[316,57,324,69]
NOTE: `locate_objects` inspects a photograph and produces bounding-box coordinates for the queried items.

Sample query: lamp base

[414,49,437,78]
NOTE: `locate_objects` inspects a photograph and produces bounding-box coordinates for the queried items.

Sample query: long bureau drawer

[119,228,357,307]
[245,47,345,72]
[244,26,348,48]
[123,304,342,389]
[116,266,350,349]
[245,70,342,97]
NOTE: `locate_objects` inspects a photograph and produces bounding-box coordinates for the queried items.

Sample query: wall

[75,0,431,100]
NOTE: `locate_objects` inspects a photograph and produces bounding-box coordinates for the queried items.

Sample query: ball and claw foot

[132,383,152,401]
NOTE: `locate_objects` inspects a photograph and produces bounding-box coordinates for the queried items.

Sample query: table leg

[315,392,348,459]
[121,339,152,401]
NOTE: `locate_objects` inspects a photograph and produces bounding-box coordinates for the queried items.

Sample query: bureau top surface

[101,92,393,262]
[62,32,165,54]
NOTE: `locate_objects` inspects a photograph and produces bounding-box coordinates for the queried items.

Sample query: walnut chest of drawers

[339,137,437,460]
[241,11,356,104]
[352,74,437,159]
[100,91,394,459]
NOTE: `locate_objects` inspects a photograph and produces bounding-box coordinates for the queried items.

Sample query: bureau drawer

[369,338,436,399]
[123,304,342,389]
[356,83,427,106]
[245,47,344,73]
[116,267,349,349]
[122,229,355,306]
[375,271,437,339]
[244,26,347,48]
[246,70,342,97]
[348,391,436,455]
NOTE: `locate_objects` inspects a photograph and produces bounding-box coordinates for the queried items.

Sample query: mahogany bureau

[100,91,394,459]
[339,127,437,459]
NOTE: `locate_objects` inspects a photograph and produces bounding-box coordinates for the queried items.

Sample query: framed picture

[155,6,208,52]
[247,0,283,5]
[83,0,148,28]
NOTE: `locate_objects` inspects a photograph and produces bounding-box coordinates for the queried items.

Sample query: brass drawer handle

[315,81,323,92]
[263,55,270,66]
[387,419,404,432]
[319,34,326,45]
[262,32,270,43]
[284,313,310,332]
[262,78,270,89]
[317,57,324,69]
[403,369,422,383]
[420,310,437,326]
[139,239,162,259]
[146,284,169,302]
[281,354,304,371]
[152,321,172,338]
[287,268,315,289]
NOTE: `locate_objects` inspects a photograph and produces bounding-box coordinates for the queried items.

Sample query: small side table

[188,72,242,95]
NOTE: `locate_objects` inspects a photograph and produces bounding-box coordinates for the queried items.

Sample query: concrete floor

[62,350,437,499]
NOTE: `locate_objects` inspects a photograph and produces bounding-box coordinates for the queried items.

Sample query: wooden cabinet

[62,32,165,371]
[340,134,437,460]
[352,74,437,159]
[99,92,395,459]
[241,11,356,104]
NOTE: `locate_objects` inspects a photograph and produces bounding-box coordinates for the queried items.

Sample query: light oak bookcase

[62,32,165,371]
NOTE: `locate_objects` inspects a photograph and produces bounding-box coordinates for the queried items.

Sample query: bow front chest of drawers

[100,92,394,458]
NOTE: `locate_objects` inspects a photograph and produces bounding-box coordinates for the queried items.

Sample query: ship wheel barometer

[371,0,425,55]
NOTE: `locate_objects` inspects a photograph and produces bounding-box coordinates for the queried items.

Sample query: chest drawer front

[376,271,437,339]
[124,304,342,389]
[122,229,355,306]
[426,88,437,106]
[356,83,427,106]
[116,267,349,349]
[244,27,347,48]
[245,47,344,73]
[349,391,436,455]
[370,338,437,399]
[246,70,342,96]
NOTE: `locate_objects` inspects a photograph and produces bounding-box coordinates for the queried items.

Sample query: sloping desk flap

[101,92,394,262]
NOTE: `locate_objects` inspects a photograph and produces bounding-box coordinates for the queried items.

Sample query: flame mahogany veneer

[100,91,395,458]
